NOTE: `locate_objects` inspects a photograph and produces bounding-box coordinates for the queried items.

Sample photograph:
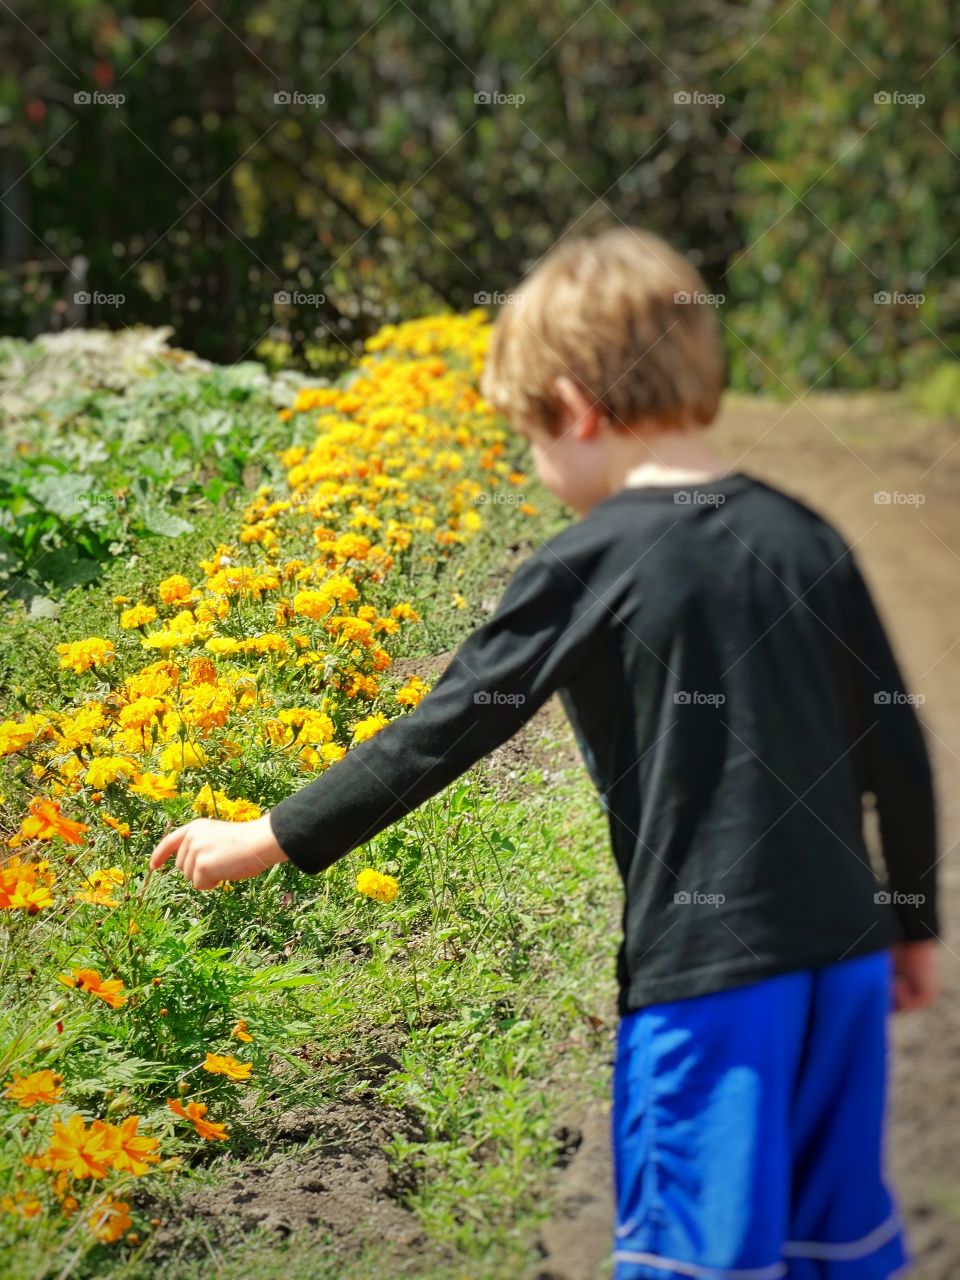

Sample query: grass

[0,317,622,1278]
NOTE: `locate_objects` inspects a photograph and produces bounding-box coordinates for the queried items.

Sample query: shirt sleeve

[268,544,600,874]
[845,552,939,941]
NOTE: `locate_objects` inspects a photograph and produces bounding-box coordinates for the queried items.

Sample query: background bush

[0,0,956,393]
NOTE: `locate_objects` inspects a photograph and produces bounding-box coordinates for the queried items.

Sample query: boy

[150,228,939,1278]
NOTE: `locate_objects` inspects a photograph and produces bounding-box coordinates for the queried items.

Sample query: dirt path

[535,393,960,1280]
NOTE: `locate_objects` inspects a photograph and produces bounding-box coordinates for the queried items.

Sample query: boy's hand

[149,814,288,890]
[892,940,938,1012]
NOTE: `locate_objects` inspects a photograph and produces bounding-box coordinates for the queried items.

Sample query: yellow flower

[157,574,194,605]
[159,741,208,773]
[202,1053,252,1082]
[0,713,50,757]
[351,713,390,743]
[396,676,431,707]
[356,868,399,904]
[120,604,158,629]
[57,638,114,674]
[129,772,178,800]
[74,866,125,907]
[230,1018,253,1042]
[292,589,332,621]
[84,756,137,788]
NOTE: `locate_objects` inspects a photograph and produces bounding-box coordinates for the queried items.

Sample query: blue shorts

[612,950,908,1279]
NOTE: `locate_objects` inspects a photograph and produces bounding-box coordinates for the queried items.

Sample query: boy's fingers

[150,825,189,869]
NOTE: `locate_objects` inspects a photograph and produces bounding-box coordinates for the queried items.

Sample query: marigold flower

[356,868,399,904]
[396,676,431,706]
[0,1190,44,1219]
[159,741,208,772]
[120,604,158,630]
[84,756,137,788]
[230,1018,253,1042]
[56,637,114,674]
[352,713,390,743]
[157,574,194,604]
[129,771,178,800]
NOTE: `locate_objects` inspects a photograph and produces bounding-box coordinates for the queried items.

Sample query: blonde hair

[480,227,726,436]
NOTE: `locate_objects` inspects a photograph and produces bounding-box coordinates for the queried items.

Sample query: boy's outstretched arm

[845,551,939,1010]
[150,545,600,889]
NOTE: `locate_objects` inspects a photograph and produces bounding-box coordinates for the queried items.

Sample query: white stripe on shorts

[611,1251,787,1280]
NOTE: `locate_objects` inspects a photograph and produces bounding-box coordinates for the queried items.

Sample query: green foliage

[1,1,955,391]
[0,331,311,598]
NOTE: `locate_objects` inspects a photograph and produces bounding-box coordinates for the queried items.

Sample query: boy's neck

[605,422,729,495]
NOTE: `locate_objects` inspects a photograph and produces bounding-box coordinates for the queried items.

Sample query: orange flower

[8,797,88,848]
[101,815,132,839]
[230,1018,253,1043]
[102,1115,160,1176]
[57,968,127,1009]
[202,1052,252,1081]
[45,1113,115,1179]
[167,1097,229,1142]
[3,1068,63,1107]
[87,1196,132,1243]
[0,1190,43,1219]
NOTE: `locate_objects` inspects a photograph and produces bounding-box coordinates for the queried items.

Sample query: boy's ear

[553,375,603,438]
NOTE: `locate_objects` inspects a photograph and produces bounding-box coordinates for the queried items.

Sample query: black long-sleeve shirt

[268,471,939,1012]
